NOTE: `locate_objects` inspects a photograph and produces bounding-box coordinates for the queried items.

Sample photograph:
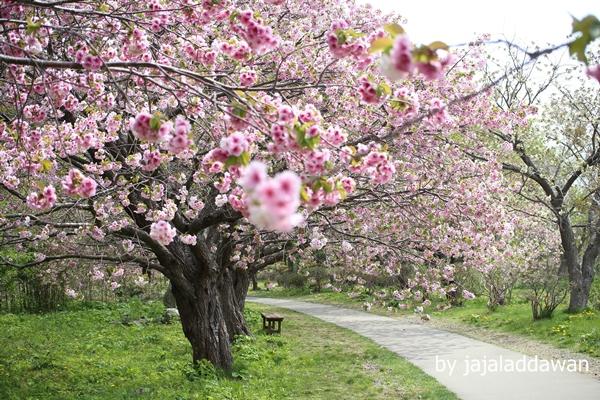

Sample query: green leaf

[224,155,239,169]
[25,19,42,35]
[389,98,410,111]
[294,123,306,146]
[231,103,247,119]
[378,82,392,96]
[369,37,394,54]
[149,113,162,131]
[570,15,600,63]
[39,159,53,172]
[384,23,405,37]
[306,135,320,150]
[336,30,348,45]
[300,186,310,202]
[321,179,334,193]
[428,41,449,51]
[412,45,436,63]
[239,151,250,166]
[345,29,365,39]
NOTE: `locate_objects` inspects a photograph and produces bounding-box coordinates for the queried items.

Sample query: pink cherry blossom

[586,65,600,83]
[62,169,97,198]
[180,234,197,245]
[150,220,177,246]
[130,112,172,143]
[220,132,250,157]
[26,185,57,210]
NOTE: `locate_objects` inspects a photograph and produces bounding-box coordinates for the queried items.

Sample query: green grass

[430,295,600,357]
[0,299,457,400]
[250,286,600,358]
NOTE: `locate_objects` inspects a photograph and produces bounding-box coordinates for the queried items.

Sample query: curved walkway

[248,297,600,400]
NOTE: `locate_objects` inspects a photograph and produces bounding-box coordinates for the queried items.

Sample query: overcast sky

[362,0,600,48]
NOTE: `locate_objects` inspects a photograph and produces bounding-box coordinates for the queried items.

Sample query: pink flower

[79,177,97,198]
[587,65,600,83]
[82,54,103,71]
[220,132,249,157]
[358,76,383,104]
[416,54,453,80]
[304,149,331,175]
[239,69,257,86]
[390,35,414,75]
[26,185,57,210]
[277,105,295,123]
[150,220,176,246]
[239,161,268,190]
[323,126,347,146]
[232,10,279,55]
[427,98,450,126]
[340,177,356,193]
[215,194,228,207]
[180,234,197,245]
[168,116,192,155]
[113,267,124,277]
[141,149,162,171]
[62,169,97,198]
[130,112,172,142]
[241,161,303,232]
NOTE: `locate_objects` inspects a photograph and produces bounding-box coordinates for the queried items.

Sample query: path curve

[248,297,600,400]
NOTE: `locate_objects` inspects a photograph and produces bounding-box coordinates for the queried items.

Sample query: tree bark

[168,247,250,371]
[557,214,584,311]
[557,190,600,312]
[171,275,233,370]
[573,192,600,311]
[251,273,259,291]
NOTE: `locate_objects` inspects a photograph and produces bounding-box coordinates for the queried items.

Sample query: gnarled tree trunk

[168,244,250,371]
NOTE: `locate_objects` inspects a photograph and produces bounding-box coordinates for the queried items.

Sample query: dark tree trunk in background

[251,273,259,291]
[558,206,599,312]
[557,215,587,312]
[163,284,177,308]
[558,253,568,277]
[167,245,250,371]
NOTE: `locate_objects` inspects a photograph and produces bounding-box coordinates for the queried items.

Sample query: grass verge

[0,299,457,400]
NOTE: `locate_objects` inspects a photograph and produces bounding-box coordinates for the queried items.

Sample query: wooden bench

[261,312,284,334]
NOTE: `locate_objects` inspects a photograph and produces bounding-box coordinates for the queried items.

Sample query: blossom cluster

[239,161,303,232]
[62,169,97,198]
[26,185,57,210]
[231,10,279,56]
[150,220,177,246]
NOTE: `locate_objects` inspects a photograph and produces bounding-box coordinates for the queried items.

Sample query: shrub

[590,279,600,311]
[0,265,68,313]
[523,261,568,320]
[276,271,307,289]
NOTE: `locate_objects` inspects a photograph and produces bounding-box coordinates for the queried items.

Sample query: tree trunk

[170,266,249,371]
[558,214,587,312]
[251,273,259,291]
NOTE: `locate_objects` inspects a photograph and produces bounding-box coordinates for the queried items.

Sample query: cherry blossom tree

[0,0,464,369]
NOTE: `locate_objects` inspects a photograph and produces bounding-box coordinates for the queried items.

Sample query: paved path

[248,297,600,400]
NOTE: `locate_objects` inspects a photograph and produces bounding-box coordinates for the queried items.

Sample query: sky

[362,0,600,49]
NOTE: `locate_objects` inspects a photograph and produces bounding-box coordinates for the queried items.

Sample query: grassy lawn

[431,296,600,357]
[0,299,457,400]
[249,286,600,358]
